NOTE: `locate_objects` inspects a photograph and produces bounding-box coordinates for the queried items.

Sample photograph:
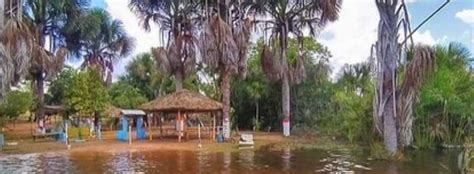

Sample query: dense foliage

[109,82,147,109]
[65,68,108,116]
[0,89,33,119]
[414,43,474,148]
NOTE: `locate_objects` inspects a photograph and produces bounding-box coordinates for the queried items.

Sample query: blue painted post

[136,116,146,139]
[116,116,129,141]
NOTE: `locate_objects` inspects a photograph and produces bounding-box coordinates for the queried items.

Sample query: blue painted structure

[116,109,147,141]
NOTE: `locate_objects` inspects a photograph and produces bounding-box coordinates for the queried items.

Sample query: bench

[32,132,62,141]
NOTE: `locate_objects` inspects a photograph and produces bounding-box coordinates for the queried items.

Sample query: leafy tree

[245,0,342,136]
[129,0,199,90]
[63,8,134,85]
[119,53,171,100]
[232,37,333,133]
[65,67,108,119]
[46,67,76,105]
[328,63,374,143]
[0,89,33,119]
[109,82,147,109]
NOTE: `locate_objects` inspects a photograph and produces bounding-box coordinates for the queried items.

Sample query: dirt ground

[0,121,289,154]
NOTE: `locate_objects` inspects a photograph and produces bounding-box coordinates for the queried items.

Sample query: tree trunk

[281,24,290,137]
[282,72,290,136]
[0,0,4,30]
[35,22,46,129]
[35,72,45,128]
[0,0,6,101]
[384,95,398,155]
[175,72,183,90]
[221,70,231,139]
[255,100,259,131]
[375,0,400,155]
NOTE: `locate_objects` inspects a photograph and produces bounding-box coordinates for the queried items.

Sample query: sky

[86,0,474,79]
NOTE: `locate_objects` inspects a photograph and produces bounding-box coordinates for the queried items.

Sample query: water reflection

[281,146,291,171]
[0,148,464,173]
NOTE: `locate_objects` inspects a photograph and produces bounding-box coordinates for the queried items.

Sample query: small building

[116,109,147,143]
[140,89,223,143]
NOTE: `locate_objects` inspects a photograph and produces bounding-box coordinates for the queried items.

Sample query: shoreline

[0,131,295,155]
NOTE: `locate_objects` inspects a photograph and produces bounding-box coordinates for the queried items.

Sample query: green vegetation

[109,82,147,109]
[414,44,474,148]
[0,89,33,126]
[65,68,108,117]
[0,0,471,158]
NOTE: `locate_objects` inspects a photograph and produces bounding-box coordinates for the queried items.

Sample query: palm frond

[260,45,282,81]
[151,47,172,75]
[401,45,436,91]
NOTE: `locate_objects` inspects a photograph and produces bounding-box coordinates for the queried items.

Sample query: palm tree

[23,0,86,125]
[245,0,342,136]
[0,0,31,100]
[129,0,199,90]
[120,53,168,100]
[373,0,436,154]
[199,0,252,138]
[63,8,134,85]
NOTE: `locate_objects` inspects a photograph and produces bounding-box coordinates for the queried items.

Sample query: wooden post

[129,122,132,145]
[212,112,216,142]
[198,118,201,147]
[148,114,152,141]
[178,110,181,143]
[159,114,163,138]
[65,121,69,146]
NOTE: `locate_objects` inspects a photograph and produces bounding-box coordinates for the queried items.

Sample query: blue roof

[120,109,146,116]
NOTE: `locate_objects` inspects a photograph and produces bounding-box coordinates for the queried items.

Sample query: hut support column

[148,114,152,141]
[159,114,163,138]
[198,119,201,146]
[178,110,182,143]
[212,113,216,142]
[127,118,132,145]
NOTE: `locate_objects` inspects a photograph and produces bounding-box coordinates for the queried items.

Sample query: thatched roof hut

[34,105,65,115]
[140,89,223,113]
[103,105,121,117]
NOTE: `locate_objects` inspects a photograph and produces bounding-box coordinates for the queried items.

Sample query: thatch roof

[34,105,65,115]
[103,105,121,117]
[140,89,223,112]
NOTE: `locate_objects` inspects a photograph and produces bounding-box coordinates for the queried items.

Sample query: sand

[0,121,286,154]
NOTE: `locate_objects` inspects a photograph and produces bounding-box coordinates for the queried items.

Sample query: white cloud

[411,30,438,45]
[104,0,161,79]
[319,0,443,76]
[319,0,378,75]
[455,9,474,25]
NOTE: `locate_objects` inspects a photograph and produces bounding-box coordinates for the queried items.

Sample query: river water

[0,147,467,173]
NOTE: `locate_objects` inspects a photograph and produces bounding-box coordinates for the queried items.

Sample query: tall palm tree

[373,0,436,154]
[129,0,199,90]
[0,0,31,100]
[199,0,252,138]
[63,8,134,85]
[23,0,86,125]
[245,0,342,136]
[120,53,167,100]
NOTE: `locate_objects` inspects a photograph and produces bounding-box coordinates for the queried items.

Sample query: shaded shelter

[31,105,66,141]
[116,109,147,144]
[140,89,223,142]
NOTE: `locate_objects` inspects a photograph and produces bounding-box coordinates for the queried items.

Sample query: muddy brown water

[0,146,465,173]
